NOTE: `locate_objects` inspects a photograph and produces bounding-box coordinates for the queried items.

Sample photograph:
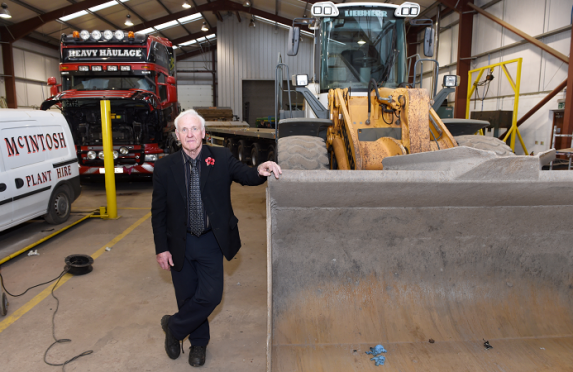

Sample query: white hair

[174,109,205,131]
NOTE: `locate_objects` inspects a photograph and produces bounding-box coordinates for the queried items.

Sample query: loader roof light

[80,30,90,40]
[115,30,125,40]
[443,75,460,88]
[311,2,339,17]
[395,2,420,18]
[103,30,114,41]
[291,74,308,87]
[91,30,102,40]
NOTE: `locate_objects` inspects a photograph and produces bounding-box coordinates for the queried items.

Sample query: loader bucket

[266,150,573,372]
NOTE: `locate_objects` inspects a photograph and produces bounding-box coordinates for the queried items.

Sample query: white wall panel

[13,48,26,79]
[24,51,46,82]
[472,1,504,56]
[178,85,214,110]
[15,81,27,107]
[438,28,453,67]
[502,0,546,45]
[547,0,573,31]
[540,32,570,91]
[217,16,313,120]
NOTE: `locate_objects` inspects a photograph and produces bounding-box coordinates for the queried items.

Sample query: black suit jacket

[151,145,266,271]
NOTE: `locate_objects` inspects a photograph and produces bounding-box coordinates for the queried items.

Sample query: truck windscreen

[319,7,406,92]
[62,75,156,92]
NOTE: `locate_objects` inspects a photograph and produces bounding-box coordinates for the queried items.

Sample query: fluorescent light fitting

[206,34,216,39]
[156,20,179,30]
[179,40,197,46]
[89,0,128,13]
[59,10,88,22]
[0,3,11,19]
[178,13,202,24]
[136,28,156,34]
[125,14,133,26]
[197,36,206,42]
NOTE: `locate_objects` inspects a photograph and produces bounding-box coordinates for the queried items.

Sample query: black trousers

[169,231,224,346]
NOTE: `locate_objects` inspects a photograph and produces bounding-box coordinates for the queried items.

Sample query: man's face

[176,116,205,155]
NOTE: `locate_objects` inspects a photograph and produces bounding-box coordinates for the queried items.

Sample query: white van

[0,109,80,231]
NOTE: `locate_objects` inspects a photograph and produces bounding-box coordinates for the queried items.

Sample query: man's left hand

[257,161,282,179]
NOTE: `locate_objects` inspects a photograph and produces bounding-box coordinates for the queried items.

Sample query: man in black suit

[151,110,281,367]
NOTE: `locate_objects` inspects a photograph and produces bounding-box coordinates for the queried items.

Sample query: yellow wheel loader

[267,2,573,371]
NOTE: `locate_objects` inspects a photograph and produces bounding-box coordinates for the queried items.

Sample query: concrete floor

[0,177,269,371]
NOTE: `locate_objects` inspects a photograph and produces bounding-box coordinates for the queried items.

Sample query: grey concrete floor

[0,177,268,371]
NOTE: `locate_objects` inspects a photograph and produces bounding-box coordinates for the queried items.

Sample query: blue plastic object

[365,344,387,356]
[371,356,386,366]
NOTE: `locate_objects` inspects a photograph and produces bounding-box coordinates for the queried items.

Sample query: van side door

[0,148,14,229]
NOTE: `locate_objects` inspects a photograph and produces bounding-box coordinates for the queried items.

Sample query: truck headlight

[87,151,96,160]
[119,147,129,155]
[443,75,460,87]
[79,66,89,71]
[145,154,159,162]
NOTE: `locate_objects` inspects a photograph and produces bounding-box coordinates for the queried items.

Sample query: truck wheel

[455,135,515,156]
[238,140,250,163]
[251,143,262,167]
[267,145,276,162]
[225,139,238,158]
[278,136,329,170]
[45,186,71,225]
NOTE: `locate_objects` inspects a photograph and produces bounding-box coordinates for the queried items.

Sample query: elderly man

[151,110,281,367]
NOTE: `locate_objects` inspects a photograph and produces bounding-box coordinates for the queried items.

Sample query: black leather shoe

[189,345,206,367]
[161,315,181,360]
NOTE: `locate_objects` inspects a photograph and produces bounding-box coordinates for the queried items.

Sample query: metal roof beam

[4,0,110,42]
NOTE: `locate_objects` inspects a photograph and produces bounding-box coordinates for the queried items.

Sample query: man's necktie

[188,158,204,236]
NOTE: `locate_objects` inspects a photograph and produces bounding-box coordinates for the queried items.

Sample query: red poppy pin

[205,157,215,166]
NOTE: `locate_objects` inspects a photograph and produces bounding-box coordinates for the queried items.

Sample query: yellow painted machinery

[268,2,573,371]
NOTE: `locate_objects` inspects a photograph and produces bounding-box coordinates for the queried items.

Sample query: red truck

[41,29,178,176]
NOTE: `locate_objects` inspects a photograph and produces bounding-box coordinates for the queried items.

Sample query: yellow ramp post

[100,99,118,219]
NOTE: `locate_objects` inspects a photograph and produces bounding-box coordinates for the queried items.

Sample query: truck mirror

[47,77,57,85]
[424,27,434,57]
[287,27,300,56]
[47,77,61,97]
[167,76,176,84]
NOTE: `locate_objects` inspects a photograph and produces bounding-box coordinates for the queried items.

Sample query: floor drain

[64,254,94,275]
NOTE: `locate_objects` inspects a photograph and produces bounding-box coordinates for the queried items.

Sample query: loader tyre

[454,135,515,156]
[278,136,329,170]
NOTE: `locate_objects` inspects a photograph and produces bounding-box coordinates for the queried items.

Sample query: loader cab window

[319,7,407,92]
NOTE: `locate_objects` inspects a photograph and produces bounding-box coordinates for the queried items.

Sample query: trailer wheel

[225,138,238,158]
[278,136,329,170]
[238,140,250,163]
[45,186,71,225]
[267,145,276,162]
[455,135,515,156]
[251,143,262,167]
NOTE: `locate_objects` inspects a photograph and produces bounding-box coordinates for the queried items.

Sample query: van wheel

[45,186,71,225]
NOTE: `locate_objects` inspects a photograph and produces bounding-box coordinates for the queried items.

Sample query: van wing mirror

[287,27,300,56]
[424,26,435,57]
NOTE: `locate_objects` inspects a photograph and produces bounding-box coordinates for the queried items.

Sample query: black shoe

[189,345,206,367]
[161,315,181,360]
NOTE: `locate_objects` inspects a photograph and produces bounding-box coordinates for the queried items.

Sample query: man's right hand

[157,251,174,270]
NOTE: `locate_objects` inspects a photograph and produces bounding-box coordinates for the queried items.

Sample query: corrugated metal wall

[416,0,571,155]
[217,15,314,120]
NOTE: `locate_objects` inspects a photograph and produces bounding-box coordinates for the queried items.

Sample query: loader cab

[311,2,417,93]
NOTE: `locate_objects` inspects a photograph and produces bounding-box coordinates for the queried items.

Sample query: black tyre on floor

[454,135,515,157]
[278,136,329,170]
[44,186,71,225]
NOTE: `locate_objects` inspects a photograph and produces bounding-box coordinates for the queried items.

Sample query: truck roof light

[114,30,125,40]
[80,30,90,40]
[103,30,114,41]
[128,31,135,38]
[91,30,102,40]
[311,2,339,17]
[72,31,80,38]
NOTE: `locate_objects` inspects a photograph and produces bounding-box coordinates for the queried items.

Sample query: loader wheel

[278,136,329,170]
[454,135,515,157]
